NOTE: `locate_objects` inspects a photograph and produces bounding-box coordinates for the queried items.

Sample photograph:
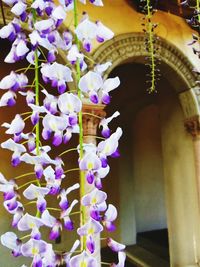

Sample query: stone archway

[92,33,200,267]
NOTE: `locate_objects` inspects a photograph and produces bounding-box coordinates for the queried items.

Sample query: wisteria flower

[11,2,27,21]
[18,213,43,239]
[107,238,126,252]
[42,210,62,240]
[95,21,114,42]
[12,205,24,228]
[5,36,29,63]
[58,92,82,115]
[21,238,47,266]
[103,204,117,231]
[77,218,103,253]
[59,183,80,210]
[19,90,35,105]
[42,113,68,146]
[99,111,120,138]
[79,152,102,184]
[101,77,120,104]
[0,71,28,91]
[111,251,126,267]
[0,172,16,201]
[23,184,50,213]
[42,89,58,114]
[97,127,122,166]
[1,232,22,257]
[43,165,62,194]
[94,61,112,75]
[0,90,16,106]
[41,62,73,93]
[79,71,103,103]
[81,188,107,220]
[2,114,25,135]
[75,18,97,52]
[60,199,78,230]
[1,138,26,166]
[69,250,97,267]
[64,239,80,266]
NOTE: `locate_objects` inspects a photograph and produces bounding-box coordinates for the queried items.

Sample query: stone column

[185,116,200,213]
[82,101,106,266]
[183,115,200,267]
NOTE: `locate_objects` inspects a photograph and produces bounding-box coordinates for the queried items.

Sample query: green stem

[24,201,37,206]
[59,147,77,157]
[32,5,41,218]
[18,180,38,190]
[20,234,31,240]
[146,0,156,93]
[74,0,86,251]
[64,168,80,174]
[47,207,61,211]
[14,172,35,180]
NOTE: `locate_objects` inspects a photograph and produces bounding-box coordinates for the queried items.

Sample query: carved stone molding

[92,33,198,93]
[82,101,106,144]
[185,115,200,138]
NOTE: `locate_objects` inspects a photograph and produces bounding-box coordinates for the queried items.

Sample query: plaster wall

[133,104,167,233]
[66,0,200,71]
[158,87,200,265]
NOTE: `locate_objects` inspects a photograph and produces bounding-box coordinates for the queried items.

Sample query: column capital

[82,101,106,144]
[185,115,200,139]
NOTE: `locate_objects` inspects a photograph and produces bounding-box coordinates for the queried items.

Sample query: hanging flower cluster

[0,0,126,266]
[181,0,200,61]
[141,0,160,93]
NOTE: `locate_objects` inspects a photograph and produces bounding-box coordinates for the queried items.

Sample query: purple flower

[42,113,68,146]
[69,250,97,267]
[64,240,80,265]
[96,21,114,43]
[99,111,120,138]
[2,114,25,135]
[77,218,103,236]
[59,183,79,210]
[1,232,22,257]
[42,89,58,114]
[41,210,62,240]
[60,199,78,230]
[0,71,28,92]
[0,172,16,201]
[58,92,82,115]
[0,91,16,107]
[101,77,120,104]
[17,213,43,239]
[81,188,107,220]
[97,127,122,160]
[79,152,102,184]
[111,252,126,267]
[103,204,117,231]
[43,166,61,194]
[75,18,96,52]
[41,62,73,93]
[79,71,103,104]
[5,37,29,63]
[1,139,26,166]
[21,239,47,266]
[107,238,125,252]
[12,206,24,228]
[23,184,50,213]
[94,61,112,75]
[19,90,35,105]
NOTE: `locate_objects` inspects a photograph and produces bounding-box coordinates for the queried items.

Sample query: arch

[92,32,200,118]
